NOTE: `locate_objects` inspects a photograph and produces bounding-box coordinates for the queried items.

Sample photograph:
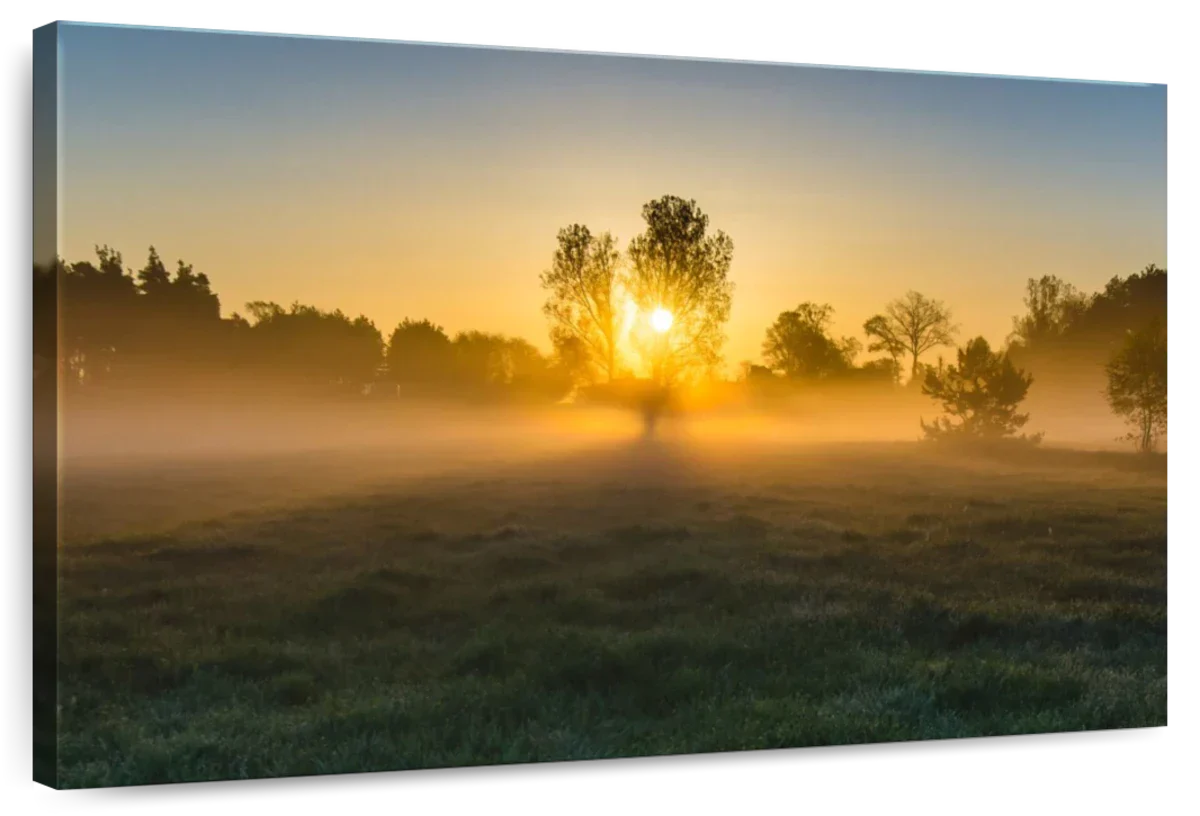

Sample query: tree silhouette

[540,225,623,383]
[136,245,171,297]
[1006,265,1166,402]
[246,301,383,391]
[132,247,222,373]
[501,336,569,398]
[921,337,1040,443]
[862,314,906,371]
[452,330,508,387]
[855,357,902,384]
[386,318,454,387]
[551,333,594,387]
[626,196,734,384]
[51,242,586,403]
[1106,321,1167,453]
[763,302,859,380]
[60,246,139,386]
[864,291,956,381]
[166,259,221,322]
[1091,265,1166,334]
[1009,275,1090,347]
[450,331,569,400]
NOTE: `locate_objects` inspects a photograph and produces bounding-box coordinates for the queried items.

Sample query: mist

[58,377,1139,469]
[55,378,1142,550]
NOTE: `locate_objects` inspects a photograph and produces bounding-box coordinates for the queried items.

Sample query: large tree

[921,337,1039,443]
[763,302,859,380]
[1105,322,1167,453]
[626,195,734,383]
[863,291,956,381]
[540,224,623,383]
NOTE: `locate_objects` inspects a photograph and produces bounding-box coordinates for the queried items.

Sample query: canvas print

[33,22,1167,789]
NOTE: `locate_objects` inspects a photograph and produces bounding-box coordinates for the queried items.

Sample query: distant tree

[502,337,570,399]
[626,196,734,383]
[854,357,903,384]
[1105,321,1167,453]
[216,312,255,372]
[168,259,221,322]
[60,246,139,385]
[127,246,223,382]
[864,291,956,381]
[1005,266,1166,401]
[763,302,859,380]
[1087,265,1167,342]
[343,315,384,388]
[734,362,782,403]
[245,301,285,324]
[136,247,220,322]
[551,332,595,387]
[246,301,383,391]
[136,245,171,297]
[862,315,905,371]
[451,331,569,400]
[921,337,1040,444]
[540,225,623,383]
[1009,275,1091,347]
[386,318,454,386]
[452,330,509,387]
[496,337,539,385]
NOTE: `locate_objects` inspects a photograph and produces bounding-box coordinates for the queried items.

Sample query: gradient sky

[56,22,1166,368]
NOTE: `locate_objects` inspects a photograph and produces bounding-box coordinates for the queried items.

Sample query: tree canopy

[762,303,860,380]
[1106,321,1167,453]
[921,337,1039,444]
[540,225,623,383]
[626,196,734,384]
[863,291,956,381]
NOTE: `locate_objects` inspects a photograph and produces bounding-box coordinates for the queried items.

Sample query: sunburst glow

[651,307,674,334]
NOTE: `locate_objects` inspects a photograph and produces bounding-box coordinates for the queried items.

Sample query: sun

[650,307,674,333]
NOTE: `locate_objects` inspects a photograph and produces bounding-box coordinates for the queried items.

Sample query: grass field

[55,416,1167,787]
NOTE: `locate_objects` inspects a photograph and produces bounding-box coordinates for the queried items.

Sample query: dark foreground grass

[56,439,1166,787]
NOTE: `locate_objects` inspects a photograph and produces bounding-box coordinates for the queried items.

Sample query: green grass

[55,439,1166,787]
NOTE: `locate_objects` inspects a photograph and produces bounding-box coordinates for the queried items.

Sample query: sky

[55,22,1166,369]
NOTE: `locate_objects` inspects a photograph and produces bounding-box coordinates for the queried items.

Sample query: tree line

[541,195,1166,451]
[34,193,1166,451]
[34,247,575,401]
[742,269,1165,452]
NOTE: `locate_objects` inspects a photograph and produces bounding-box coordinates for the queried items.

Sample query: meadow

[54,406,1167,787]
